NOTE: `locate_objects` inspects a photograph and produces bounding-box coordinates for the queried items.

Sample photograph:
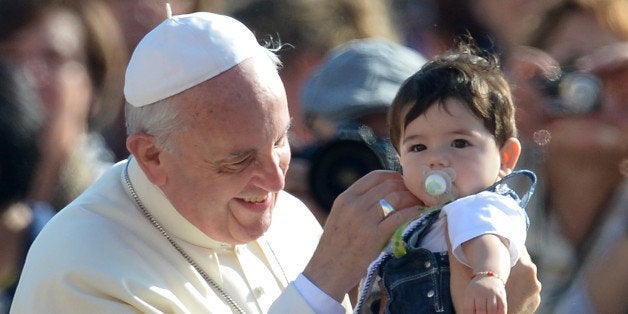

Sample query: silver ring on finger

[379,199,394,218]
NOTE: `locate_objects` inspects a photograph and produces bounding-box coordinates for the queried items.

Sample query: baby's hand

[463,275,507,314]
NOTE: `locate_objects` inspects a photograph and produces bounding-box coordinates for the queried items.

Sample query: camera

[300,123,400,212]
[536,67,602,116]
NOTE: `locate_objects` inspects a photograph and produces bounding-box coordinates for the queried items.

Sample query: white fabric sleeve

[442,191,527,267]
[290,273,346,314]
[268,281,316,314]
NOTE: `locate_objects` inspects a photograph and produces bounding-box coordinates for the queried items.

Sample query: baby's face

[398,98,503,206]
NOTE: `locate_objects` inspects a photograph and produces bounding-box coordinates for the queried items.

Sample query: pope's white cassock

[10,158,352,313]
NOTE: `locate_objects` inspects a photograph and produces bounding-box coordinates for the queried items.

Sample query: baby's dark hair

[388,41,516,153]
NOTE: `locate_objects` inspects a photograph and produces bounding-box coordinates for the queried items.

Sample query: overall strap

[354,210,441,313]
[487,169,537,208]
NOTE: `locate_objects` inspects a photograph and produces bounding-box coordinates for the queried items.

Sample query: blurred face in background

[0,6,95,172]
[514,7,628,172]
[538,14,627,181]
[520,5,628,249]
[511,5,628,226]
[0,7,93,131]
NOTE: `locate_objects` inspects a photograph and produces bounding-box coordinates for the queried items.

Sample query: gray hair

[125,97,184,153]
[124,48,282,153]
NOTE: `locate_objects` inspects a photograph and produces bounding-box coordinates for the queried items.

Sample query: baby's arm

[461,234,510,314]
[444,191,528,314]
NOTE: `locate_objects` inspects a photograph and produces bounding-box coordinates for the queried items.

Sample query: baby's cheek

[453,180,483,198]
[402,176,421,198]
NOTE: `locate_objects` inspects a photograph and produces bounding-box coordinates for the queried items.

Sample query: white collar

[124,157,234,250]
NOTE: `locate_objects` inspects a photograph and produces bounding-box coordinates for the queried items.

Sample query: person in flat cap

[302,38,427,140]
[10,11,541,314]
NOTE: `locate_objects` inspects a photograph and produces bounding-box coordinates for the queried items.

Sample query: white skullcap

[124,12,262,107]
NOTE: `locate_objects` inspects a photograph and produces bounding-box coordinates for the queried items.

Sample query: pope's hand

[303,170,421,301]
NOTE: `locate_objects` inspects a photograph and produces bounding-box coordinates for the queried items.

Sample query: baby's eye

[410,144,426,152]
[451,139,470,148]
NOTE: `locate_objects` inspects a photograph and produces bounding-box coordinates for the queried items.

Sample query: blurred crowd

[0,0,625,313]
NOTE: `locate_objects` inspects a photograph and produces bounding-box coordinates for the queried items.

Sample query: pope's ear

[499,137,521,177]
[126,133,168,186]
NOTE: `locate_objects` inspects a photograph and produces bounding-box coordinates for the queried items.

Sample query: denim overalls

[355,170,536,314]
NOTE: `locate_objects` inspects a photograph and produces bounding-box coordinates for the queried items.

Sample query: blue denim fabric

[380,211,453,313]
[374,170,536,314]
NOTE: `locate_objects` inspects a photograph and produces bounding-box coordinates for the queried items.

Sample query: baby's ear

[499,137,521,177]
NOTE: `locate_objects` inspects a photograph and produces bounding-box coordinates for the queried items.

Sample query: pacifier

[422,167,457,204]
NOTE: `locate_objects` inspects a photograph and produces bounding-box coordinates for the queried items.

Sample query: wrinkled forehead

[173,55,287,130]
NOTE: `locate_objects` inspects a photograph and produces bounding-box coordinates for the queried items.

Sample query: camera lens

[536,68,601,116]
[308,139,386,211]
[558,72,601,115]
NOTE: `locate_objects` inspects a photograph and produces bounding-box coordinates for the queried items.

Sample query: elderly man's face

[159,55,291,244]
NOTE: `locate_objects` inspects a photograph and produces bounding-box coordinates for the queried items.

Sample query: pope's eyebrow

[211,119,292,165]
[284,118,293,135]
[201,146,253,169]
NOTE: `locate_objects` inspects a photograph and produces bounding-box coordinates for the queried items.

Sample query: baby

[356,42,536,313]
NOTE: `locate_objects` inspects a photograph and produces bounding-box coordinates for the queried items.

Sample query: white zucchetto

[124,12,262,107]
